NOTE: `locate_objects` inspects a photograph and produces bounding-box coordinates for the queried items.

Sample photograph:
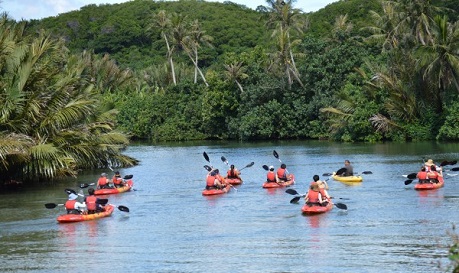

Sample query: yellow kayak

[332,173,363,183]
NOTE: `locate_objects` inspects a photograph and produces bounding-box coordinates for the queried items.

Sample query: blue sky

[1,0,339,21]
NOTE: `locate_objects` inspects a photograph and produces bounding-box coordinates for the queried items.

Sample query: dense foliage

[2,0,459,182]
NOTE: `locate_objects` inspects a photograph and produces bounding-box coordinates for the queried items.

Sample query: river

[1,140,458,272]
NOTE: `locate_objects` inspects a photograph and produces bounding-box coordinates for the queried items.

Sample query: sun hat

[68,193,78,200]
[425,159,434,166]
[269,166,274,171]
[101,173,107,177]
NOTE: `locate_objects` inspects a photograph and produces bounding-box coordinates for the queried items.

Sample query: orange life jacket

[113,178,123,186]
[112,175,121,183]
[206,175,216,187]
[267,171,276,182]
[417,171,427,180]
[98,177,108,186]
[306,190,321,203]
[85,195,97,211]
[277,168,287,180]
[427,171,439,180]
[65,200,77,210]
[227,169,238,178]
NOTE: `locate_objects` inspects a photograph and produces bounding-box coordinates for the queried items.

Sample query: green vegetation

[1,0,459,181]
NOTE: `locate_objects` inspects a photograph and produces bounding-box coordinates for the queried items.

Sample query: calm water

[1,141,459,273]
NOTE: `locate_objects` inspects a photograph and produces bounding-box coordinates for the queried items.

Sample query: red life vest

[86,195,97,211]
[206,175,216,187]
[427,171,439,180]
[307,190,321,203]
[98,177,108,186]
[417,171,427,180]
[114,178,123,186]
[112,175,121,183]
[267,171,276,182]
[227,169,238,178]
[277,168,287,180]
[65,200,77,210]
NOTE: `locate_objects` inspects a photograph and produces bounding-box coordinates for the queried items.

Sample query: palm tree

[149,10,177,85]
[417,15,459,98]
[264,0,306,87]
[224,61,248,93]
[0,20,137,183]
[182,19,213,86]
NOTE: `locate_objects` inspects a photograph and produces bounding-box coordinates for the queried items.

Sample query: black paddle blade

[262,165,269,170]
[44,203,58,209]
[118,205,129,212]
[362,171,373,174]
[322,173,333,176]
[65,188,77,194]
[404,179,413,185]
[290,196,301,204]
[335,167,347,176]
[97,198,108,205]
[451,167,459,171]
[124,174,133,179]
[440,160,449,167]
[221,156,227,163]
[285,188,299,195]
[450,160,458,166]
[273,150,279,159]
[203,165,212,172]
[246,162,255,168]
[80,183,90,188]
[334,203,347,210]
[203,152,210,162]
[407,173,417,179]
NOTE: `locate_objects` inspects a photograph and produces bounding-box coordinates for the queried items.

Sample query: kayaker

[225,164,243,182]
[276,163,293,183]
[341,160,354,176]
[310,175,331,200]
[304,183,328,206]
[427,165,442,184]
[266,166,276,183]
[206,169,226,189]
[85,188,104,214]
[425,159,442,175]
[96,173,111,189]
[65,193,86,214]
[416,167,428,184]
[112,171,122,184]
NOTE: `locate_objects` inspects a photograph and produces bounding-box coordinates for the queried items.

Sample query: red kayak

[57,205,115,223]
[225,177,242,185]
[202,184,231,196]
[414,176,444,190]
[301,201,333,215]
[94,179,133,195]
[262,174,295,188]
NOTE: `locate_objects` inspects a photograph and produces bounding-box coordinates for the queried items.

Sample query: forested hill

[17,0,459,144]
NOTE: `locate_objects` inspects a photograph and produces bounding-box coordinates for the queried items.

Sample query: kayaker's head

[425,159,434,166]
[281,163,286,169]
[344,160,351,166]
[269,166,274,171]
[313,175,319,182]
[68,193,78,200]
[310,183,320,192]
[115,171,121,177]
[430,165,436,171]
[88,188,95,195]
[214,169,219,174]
[230,164,235,170]
[101,173,107,177]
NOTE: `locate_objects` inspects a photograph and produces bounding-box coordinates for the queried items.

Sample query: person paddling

[416,166,428,184]
[225,164,242,182]
[276,163,293,183]
[85,188,104,214]
[310,174,331,200]
[304,183,328,207]
[205,169,226,190]
[65,193,86,214]
[96,173,111,189]
[266,166,276,183]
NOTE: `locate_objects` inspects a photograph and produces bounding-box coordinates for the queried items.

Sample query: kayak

[414,176,444,190]
[332,173,363,183]
[57,205,115,223]
[225,177,242,185]
[301,201,333,215]
[94,179,133,195]
[202,184,231,196]
[262,174,295,188]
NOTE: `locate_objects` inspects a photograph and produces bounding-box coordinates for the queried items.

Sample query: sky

[1,0,339,21]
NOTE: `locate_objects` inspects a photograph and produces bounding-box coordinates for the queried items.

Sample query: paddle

[203,151,211,166]
[221,156,229,166]
[285,188,349,200]
[239,162,254,171]
[44,202,128,212]
[286,194,348,210]
[273,150,283,164]
[262,165,269,171]
[80,183,95,189]
[324,168,372,176]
